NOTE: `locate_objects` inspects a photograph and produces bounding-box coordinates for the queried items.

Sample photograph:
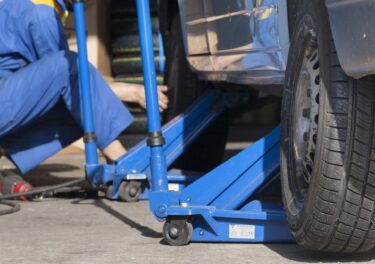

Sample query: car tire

[281,0,375,252]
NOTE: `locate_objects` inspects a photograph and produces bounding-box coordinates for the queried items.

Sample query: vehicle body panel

[178,0,289,85]
[177,0,375,85]
[326,0,375,79]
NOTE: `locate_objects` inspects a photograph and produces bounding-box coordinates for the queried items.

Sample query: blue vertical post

[136,0,168,192]
[73,1,99,165]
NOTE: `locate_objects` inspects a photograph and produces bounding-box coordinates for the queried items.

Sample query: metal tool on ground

[72,0,293,244]
[0,173,33,201]
[0,177,88,216]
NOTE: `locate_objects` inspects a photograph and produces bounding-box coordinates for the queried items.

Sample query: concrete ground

[1,124,375,263]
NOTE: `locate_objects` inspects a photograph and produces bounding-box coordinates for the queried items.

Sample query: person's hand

[157,85,169,112]
[111,82,169,112]
[134,85,169,112]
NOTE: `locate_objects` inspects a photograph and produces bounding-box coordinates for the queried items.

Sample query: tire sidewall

[281,0,334,237]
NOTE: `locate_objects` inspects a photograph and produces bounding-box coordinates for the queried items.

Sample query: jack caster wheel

[163,217,193,246]
[118,181,142,202]
[105,185,114,200]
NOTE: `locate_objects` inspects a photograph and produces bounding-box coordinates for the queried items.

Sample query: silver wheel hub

[292,34,320,200]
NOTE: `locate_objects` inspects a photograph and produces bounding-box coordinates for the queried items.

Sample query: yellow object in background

[31,0,69,24]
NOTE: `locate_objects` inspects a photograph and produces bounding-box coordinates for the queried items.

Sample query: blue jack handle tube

[136,0,168,192]
[73,0,99,166]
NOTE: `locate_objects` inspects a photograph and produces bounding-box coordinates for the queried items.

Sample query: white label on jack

[168,183,180,192]
[229,224,255,239]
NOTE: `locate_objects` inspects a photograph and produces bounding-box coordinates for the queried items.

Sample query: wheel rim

[163,217,193,246]
[291,31,320,203]
[118,181,142,202]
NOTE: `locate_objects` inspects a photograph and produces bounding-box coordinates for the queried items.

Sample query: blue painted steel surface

[166,169,202,183]
[165,202,293,242]
[73,0,291,243]
[136,0,163,134]
[115,92,224,176]
[179,126,280,207]
[210,143,279,210]
[110,92,226,197]
[158,32,166,73]
[76,89,224,190]
[73,2,99,165]
[86,164,116,186]
[139,170,201,200]
[149,126,293,242]
[136,0,168,192]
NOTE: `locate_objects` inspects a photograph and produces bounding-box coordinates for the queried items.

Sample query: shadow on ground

[24,163,82,186]
[72,198,162,239]
[266,244,375,262]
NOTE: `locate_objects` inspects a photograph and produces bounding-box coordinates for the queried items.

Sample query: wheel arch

[159,0,375,80]
[324,0,375,79]
[287,0,375,79]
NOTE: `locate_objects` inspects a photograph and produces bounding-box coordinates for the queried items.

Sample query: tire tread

[307,49,375,251]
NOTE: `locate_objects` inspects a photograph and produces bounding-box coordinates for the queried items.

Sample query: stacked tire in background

[111,0,164,149]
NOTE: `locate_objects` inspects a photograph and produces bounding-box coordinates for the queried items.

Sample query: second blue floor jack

[72,0,294,245]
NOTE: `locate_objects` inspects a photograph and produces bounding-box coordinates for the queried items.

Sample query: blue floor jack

[73,0,294,245]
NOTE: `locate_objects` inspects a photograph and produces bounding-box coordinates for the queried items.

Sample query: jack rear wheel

[105,185,115,200]
[119,181,142,202]
[163,217,193,246]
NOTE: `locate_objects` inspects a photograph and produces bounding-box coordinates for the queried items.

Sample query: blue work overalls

[0,0,133,173]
